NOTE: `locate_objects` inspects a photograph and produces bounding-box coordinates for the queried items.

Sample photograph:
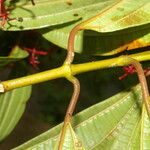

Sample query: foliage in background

[0,0,150,149]
[13,85,150,150]
[0,86,31,141]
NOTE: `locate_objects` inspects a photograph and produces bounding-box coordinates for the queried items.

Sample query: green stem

[72,51,150,75]
[0,65,68,92]
[0,51,150,92]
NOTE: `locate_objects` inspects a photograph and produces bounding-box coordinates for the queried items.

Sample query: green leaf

[41,22,150,55]
[13,85,149,150]
[140,105,150,149]
[54,123,85,150]
[81,0,150,33]
[0,86,32,141]
[3,0,112,30]
[41,0,150,55]
[0,46,29,67]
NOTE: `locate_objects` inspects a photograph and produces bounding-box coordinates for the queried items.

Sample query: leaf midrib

[12,0,116,20]
[90,101,138,149]
[102,1,150,30]
[83,0,150,32]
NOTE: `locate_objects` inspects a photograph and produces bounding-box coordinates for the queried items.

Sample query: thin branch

[58,16,81,149]
[64,24,81,64]
[58,77,80,149]
[0,51,150,92]
[124,57,150,117]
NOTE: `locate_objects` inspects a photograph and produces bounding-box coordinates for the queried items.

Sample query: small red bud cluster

[119,65,150,80]
[0,0,35,27]
[0,0,11,27]
[23,47,48,68]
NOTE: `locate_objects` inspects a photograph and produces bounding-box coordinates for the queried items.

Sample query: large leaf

[81,0,150,33]
[41,0,150,55]
[41,22,150,55]
[2,0,117,30]
[0,46,28,67]
[13,85,149,150]
[0,86,32,141]
[11,0,150,32]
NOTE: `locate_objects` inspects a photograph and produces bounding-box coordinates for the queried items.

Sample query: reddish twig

[0,0,35,27]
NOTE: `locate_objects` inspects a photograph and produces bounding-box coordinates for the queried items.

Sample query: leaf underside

[5,0,150,31]
[41,22,150,55]
[41,0,150,55]
[0,86,32,141]
[0,1,150,149]
[13,85,150,150]
[2,0,150,55]
[4,0,107,31]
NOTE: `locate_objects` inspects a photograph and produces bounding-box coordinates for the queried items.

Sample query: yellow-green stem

[72,51,150,75]
[0,51,150,92]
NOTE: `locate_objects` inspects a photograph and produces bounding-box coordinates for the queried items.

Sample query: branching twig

[0,51,150,92]
[58,17,81,150]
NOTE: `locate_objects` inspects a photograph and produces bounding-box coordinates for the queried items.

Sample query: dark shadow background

[0,31,149,150]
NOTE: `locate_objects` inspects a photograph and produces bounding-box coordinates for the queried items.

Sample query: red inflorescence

[0,0,35,27]
[119,65,150,80]
[119,65,136,80]
[23,47,48,68]
[0,0,10,26]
